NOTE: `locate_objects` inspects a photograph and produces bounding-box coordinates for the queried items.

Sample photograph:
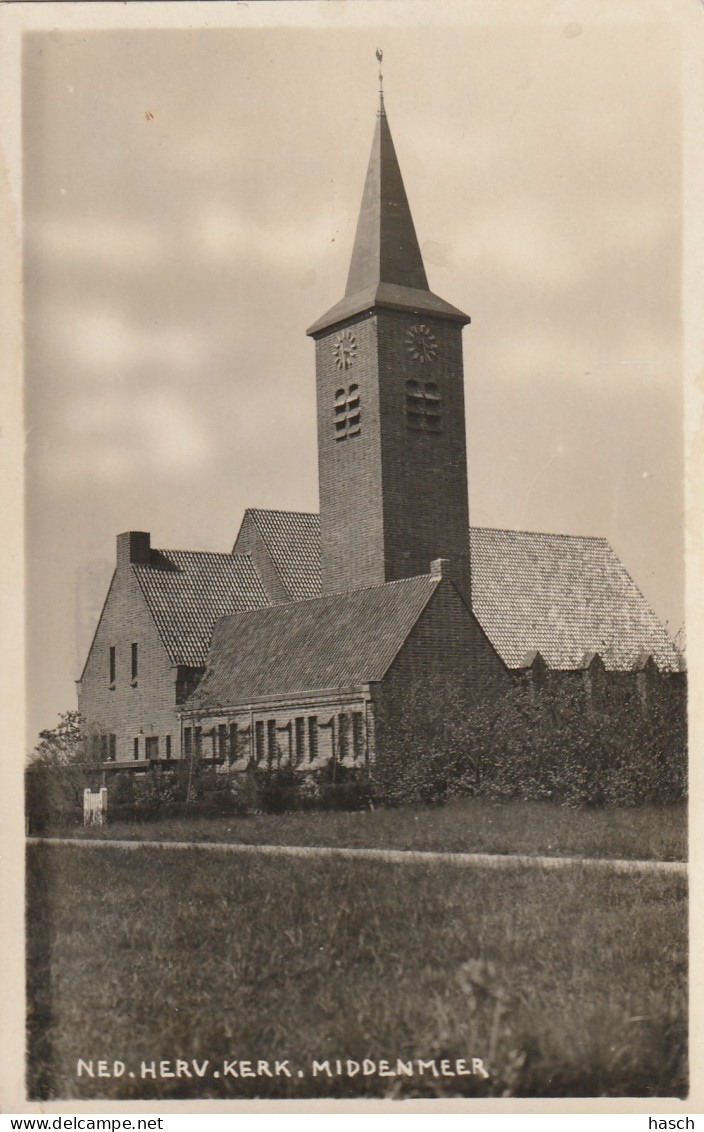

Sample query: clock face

[333,330,357,370]
[406,324,438,363]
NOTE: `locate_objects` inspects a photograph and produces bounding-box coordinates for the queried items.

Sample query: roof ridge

[472,526,609,543]
[217,571,440,621]
[242,510,611,544]
[142,548,251,562]
[248,508,319,521]
[319,572,438,600]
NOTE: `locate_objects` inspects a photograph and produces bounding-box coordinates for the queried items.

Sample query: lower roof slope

[133,550,269,667]
[187,573,440,709]
[470,528,680,672]
[237,511,680,674]
[125,514,679,684]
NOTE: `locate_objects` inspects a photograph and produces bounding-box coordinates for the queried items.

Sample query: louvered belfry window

[334,384,361,442]
[406,380,441,432]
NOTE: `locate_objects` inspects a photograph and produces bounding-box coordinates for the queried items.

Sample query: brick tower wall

[377,309,470,598]
[316,309,470,598]
[316,313,386,594]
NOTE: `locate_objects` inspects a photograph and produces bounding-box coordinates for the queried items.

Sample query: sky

[22,16,684,745]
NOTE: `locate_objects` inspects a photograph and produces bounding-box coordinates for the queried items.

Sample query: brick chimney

[430,558,451,578]
[117,531,151,569]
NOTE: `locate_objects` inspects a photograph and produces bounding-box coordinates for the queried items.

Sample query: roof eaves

[306,283,470,337]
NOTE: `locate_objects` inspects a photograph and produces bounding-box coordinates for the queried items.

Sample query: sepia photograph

[4,0,699,1111]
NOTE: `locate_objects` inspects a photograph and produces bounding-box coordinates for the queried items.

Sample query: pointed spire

[345,110,429,296]
[307,79,470,338]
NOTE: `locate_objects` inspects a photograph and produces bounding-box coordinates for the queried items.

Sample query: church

[76,86,683,776]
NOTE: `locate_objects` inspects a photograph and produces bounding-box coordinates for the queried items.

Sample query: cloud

[35,387,212,487]
[46,302,208,375]
[189,200,337,271]
[29,215,167,270]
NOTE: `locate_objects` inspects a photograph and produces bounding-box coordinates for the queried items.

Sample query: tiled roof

[247,509,321,601]
[229,512,679,672]
[187,574,439,708]
[469,528,680,673]
[133,551,269,667]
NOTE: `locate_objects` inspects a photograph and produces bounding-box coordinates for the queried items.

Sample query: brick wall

[375,577,506,748]
[316,308,471,599]
[316,313,385,593]
[180,690,372,774]
[77,566,183,764]
[377,310,471,599]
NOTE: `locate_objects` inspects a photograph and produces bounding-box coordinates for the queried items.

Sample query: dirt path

[27,836,686,875]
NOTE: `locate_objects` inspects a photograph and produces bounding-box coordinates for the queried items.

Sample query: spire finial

[376,48,385,116]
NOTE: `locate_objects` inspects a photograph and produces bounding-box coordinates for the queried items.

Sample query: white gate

[83,787,108,826]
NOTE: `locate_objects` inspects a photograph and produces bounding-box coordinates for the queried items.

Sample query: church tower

[307,79,471,599]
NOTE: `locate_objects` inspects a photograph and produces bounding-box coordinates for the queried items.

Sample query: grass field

[51,797,687,861]
[26,839,687,1100]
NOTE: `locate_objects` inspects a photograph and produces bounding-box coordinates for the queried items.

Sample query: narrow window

[352,712,365,760]
[406,380,442,433]
[165,734,171,760]
[184,727,192,758]
[338,713,350,761]
[194,727,202,757]
[240,724,252,763]
[131,642,138,681]
[255,720,265,763]
[267,719,277,763]
[229,722,238,761]
[218,724,228,760]
[133,737,139,761]
[109,734,116,761]
[308,716,318,762]
[100,734,108,761]
[334,387,348,439]
[334,383,362,442]
[146,736,159,761]
[423,382,442,431]
[346,384,361,437]
[295,716,306,761]
[109,646,116,685]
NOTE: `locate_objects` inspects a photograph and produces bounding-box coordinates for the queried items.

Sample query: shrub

[371,674,687,809]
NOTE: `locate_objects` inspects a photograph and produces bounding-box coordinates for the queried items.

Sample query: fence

[83,787,108,826]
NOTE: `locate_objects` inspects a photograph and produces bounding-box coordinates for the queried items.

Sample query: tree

[26,711,104,829]
[29,710,84,767]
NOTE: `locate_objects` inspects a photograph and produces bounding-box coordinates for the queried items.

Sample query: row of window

[92,733,117,761]
[94,714,366,766]
[332,382,443,440]
[108,643,139,686]
[184,711,366,765]
[91,732,172,762]
[140,734,171,760]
